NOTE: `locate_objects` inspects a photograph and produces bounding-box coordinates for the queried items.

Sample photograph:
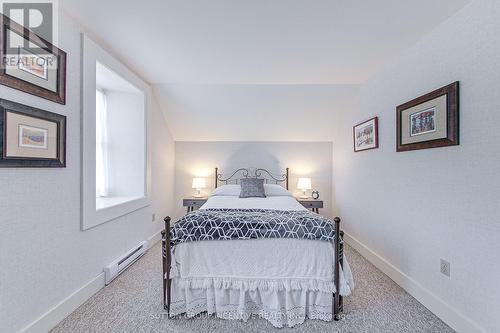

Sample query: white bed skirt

[170,279,337,327]
[168,238,355,327]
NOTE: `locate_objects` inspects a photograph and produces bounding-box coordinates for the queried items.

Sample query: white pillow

[264,184,293,197]
[210,184,241,196]
[210,183,293,197]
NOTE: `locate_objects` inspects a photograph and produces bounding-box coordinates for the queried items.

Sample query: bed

[161,168,354,327]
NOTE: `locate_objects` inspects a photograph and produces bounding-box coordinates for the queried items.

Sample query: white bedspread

[169,195,355,327]
[201,195,308,211]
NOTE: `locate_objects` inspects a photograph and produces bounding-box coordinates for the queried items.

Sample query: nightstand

[183,197,208,213]
[297,199,323,213]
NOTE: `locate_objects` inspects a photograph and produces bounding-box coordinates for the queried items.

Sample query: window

[81,35,151,230]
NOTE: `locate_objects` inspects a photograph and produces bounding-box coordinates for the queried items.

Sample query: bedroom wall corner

[151,94,176,226]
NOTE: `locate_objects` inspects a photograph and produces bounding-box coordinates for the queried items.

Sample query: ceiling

[61,0,470,141]
[62,0,470,85]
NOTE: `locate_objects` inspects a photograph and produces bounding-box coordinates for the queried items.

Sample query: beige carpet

[51,242,453,333]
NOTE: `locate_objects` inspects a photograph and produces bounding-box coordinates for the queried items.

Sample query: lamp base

[300,195,309,199]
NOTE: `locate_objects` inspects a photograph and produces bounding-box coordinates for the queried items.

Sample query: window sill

[96,195,144,210]
[82,194,150,230]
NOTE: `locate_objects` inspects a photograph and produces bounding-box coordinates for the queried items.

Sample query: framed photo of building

[0,99,66,167]
[0,14,67,104]
[353,116,379,152]
[397,82,459,152]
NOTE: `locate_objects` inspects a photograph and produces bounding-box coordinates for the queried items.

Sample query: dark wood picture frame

[397,82,459,152]
[353,116,379,152]
[0,99,66,167]
[0,14,67,104]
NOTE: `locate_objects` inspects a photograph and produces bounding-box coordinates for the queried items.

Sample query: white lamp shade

[297,178,312,190]
[192,178,206,189]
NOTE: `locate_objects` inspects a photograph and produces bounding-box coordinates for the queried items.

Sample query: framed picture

[353,116,379,152]
[397,82,459,152]
[0,99,66,167]
[0,14,66,104]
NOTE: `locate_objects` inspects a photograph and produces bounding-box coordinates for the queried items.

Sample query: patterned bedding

[169,208,337,248]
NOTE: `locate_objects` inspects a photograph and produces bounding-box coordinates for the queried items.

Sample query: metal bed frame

[162,167,344,320]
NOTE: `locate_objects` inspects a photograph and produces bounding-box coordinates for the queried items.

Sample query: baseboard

[147,229,163,248]
[343,232,485,333]
[20,272,105,333]
[20,231,162,333]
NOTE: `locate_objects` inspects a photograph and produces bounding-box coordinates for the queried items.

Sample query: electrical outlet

[440,259,450,277]
[152,213,156,222]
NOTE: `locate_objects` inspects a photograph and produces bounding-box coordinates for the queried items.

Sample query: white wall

[0,12,175,333]
[332,1,500,332]
[174,141,333,221]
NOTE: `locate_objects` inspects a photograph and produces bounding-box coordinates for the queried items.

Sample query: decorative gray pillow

[239,178,266,198]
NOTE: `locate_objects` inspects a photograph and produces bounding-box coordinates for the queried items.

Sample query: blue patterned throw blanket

[170,208,336,247]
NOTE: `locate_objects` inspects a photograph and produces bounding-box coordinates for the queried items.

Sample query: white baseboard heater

[104,240,148,285]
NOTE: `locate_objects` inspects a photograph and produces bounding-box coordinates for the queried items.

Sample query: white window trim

[81,34,151,230]
[95,88,109,198]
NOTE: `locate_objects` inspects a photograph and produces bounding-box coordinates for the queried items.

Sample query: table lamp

[192,178,206,198]
[297,178,312,199]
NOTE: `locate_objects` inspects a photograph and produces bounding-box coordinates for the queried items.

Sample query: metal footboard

[333,217,344,320]
[162,217,171,313]
[162,215,344,320]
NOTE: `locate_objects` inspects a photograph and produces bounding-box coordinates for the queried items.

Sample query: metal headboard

[215,167,289,190]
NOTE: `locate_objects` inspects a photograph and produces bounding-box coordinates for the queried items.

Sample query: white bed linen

[169,195,355,327]
[201,195,307,210]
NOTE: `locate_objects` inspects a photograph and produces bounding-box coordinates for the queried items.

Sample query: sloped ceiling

[62,0,471,140]
[154,84,359,141]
